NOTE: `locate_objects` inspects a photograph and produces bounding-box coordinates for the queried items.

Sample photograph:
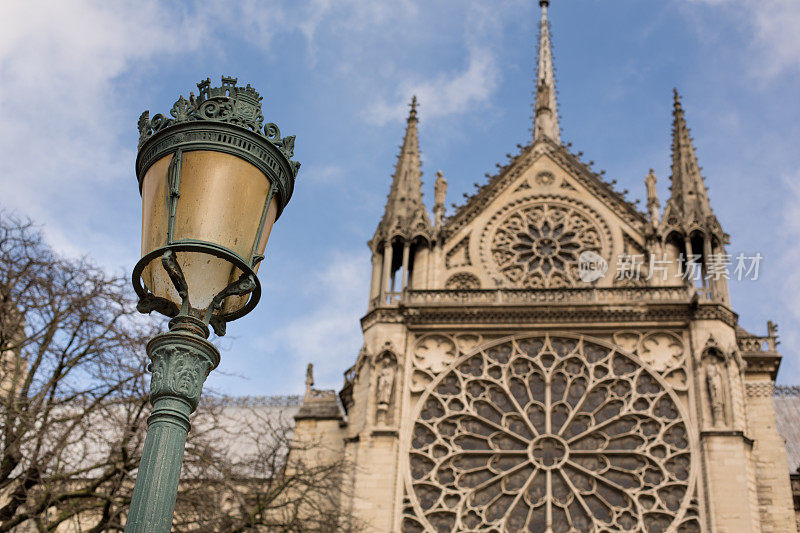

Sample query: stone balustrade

[738,335,779,354]
[392,286,693,306]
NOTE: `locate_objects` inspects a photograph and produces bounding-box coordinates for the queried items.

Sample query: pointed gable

[444,140,646,238]
[444,0,644,239]
[436,1,649,290]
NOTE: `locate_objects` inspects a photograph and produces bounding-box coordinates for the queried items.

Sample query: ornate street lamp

[125,76,299,532]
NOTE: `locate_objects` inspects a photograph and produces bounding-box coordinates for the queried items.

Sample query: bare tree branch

[0,213,360,532]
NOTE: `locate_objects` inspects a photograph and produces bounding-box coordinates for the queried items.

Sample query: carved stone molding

[363,294,737,329]
[405,287,692,306]
[402,305,718,328]
[361,308,404,329]
[414,335,457,374]
[444,272,481,290]
[393,303,737,332]
[745,381,774,398]
[742,352,781,379]
[535,171,555,186]
[411,333,495,394]
[445,236,472,269]
[612,330,685,374]
[699,430,754,447]
[560,180,577,192]
[692,305,737,326]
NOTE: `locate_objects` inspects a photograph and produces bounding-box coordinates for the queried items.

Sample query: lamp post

[125,76,300,532]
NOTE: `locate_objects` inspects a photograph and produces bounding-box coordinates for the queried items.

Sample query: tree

[0,214,359,532]
[173,397,361,532]
[0,213,152,532]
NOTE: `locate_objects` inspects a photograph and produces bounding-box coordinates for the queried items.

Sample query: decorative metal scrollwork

[406,334,693,532]
[137,76,298,168]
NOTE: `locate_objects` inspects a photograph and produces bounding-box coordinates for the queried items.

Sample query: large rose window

[489,202,606,287]
[406,335,693,532]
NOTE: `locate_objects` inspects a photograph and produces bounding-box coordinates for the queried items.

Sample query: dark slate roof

[295,389,345,421]
[774,386,800,473]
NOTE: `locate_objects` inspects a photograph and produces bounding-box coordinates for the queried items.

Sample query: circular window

[408,334,693,532]
[485,199,610,288]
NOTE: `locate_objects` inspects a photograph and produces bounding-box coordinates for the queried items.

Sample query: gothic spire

[666,89,716,228]
[374,96,431,242]
[533,0,561,143]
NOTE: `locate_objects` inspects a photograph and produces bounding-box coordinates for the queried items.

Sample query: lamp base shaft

[125,316,220,533]
[125,402,190,532]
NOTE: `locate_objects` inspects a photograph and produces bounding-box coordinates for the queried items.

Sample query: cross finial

[409,95,419,120]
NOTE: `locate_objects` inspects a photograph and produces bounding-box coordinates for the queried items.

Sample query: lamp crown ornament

[137,76,300,176]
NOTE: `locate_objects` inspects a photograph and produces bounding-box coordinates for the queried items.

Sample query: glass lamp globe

[133,76,299,333]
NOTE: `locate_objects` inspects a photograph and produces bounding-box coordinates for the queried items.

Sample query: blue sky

[1,0,799,395]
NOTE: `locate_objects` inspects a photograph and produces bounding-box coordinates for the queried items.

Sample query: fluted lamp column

[126,76,300,532]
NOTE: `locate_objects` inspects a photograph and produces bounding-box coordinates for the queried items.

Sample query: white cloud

[364,2,504,126]
[0,0,495,265]
[253,251,370,390]
[301,164,346,184]
[778,173,800,377]
[750,0,800,77]
[366,45,499,125]
[686,0,800,79]
[0,1,210,263]
[204,0,287,49]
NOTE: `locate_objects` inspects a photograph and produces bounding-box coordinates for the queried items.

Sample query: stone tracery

[486,199,610,288]
[445,273,481,290]
[406,334,693,532]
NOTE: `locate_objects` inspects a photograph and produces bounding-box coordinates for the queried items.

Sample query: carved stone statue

[376,363,394,407]
[433,171,448,228]
[706,361,726,427]
[768,320,778,338]
[305,363,314,395]
[645,169,660,225]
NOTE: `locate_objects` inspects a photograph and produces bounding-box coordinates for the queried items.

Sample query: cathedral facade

[292,2,796,531]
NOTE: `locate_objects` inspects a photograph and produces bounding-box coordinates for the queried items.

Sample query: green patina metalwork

[134,244,260,335]
[132,77,299,334]
[136,75,300,195]
[126,77,298,531]
[125,313,219,533]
